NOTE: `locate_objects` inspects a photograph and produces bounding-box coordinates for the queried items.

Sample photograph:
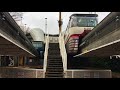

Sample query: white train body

[64,14,98,55]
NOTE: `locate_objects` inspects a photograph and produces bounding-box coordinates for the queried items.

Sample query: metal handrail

[43,34,49,78]
[59,32,67,77]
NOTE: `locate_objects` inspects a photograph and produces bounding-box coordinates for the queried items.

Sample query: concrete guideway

[75,28,120,57]
[75,12,120,57]
[0,29,35,57]
[0,12,38,57]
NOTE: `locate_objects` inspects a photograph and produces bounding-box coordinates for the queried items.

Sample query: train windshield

[71,16,98,27]
[32,42,43,49]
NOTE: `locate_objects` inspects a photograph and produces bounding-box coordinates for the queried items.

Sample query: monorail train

[79,12,119,52]
[64,14,98,55]
[29,28,45,59]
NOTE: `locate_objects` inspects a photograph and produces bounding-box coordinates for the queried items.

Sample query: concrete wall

[49,36,59,43]
[65,70,112,78]
[0,67,44,78]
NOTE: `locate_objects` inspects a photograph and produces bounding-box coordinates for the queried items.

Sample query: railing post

[72,71,74,78]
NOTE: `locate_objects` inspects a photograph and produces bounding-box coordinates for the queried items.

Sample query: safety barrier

[59,32,67,77]
[0,67,44,78]
[65,69,112,78]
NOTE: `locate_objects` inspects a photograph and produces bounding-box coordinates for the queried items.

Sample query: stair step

[46,72,63,74]
[48,61,62,62]
[48,60,62,62]
[46,68,63,70]
[46,43,64,78]
[48,49,60,51]
[47,63,63,65]
[45,75,63,78]
[48,56,62,59]
[48,52,60,54]
[49,44,59,47]
[46,69,63,71]
[48,61,62,63]
[49,43,59,45]
[47,64,63,66]
[49,48,60,50]
[48,51,60,54]
[47,66,63,68]
[48,65,63,67]
[46,70,63,72]
[48,54,61,56]
[49,49,60,51]
[48,59,62,61]
[48,58,62,60]
[45,75,63,77]
[48,63,63,65]
[47,62,63,65]
[48,56,61,58]
[46,74,63,76]
[49,47,59,48]
[47,69,63,71]
[47,65,63,67]
[46,71,63,73]
[48,48,59,49]
[47,67,63,69]
[45,76,63,78]
[49,47,60,49]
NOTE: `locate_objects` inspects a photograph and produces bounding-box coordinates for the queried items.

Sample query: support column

[14,56,18,67]
[58,12,63,34]
[0,56,1,67]
[19,56,24,66]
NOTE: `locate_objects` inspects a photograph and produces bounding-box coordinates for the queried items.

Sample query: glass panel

[71,17,98,27]
[32,42,43,49]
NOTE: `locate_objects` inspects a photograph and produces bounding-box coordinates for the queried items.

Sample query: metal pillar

[45,18,47,36]
[58,12,63,34]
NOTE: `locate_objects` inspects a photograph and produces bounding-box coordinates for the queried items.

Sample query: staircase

[45,43,64,78]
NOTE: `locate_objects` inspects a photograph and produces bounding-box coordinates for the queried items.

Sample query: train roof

[29,28,45,41]
[70,14,98,18]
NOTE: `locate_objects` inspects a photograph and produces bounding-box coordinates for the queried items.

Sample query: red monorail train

[64,14,98,55]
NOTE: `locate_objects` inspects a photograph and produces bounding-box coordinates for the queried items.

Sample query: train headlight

[75,45,78,47]
[74,48,78,50]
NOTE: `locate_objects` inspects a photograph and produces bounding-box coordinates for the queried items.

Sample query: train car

[29,28,45,59]
[64,14,98,55]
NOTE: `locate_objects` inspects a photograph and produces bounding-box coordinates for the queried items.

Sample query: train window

[71,19,77,27]
[70,16,77,27]
[76,17,97,27]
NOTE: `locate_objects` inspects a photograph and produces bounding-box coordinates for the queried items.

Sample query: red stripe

[65,34,80,44]
[70,34,80,38]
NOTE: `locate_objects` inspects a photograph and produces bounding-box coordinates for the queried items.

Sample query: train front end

[65,14,98,56]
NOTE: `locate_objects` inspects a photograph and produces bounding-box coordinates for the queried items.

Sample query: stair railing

[43,34,49,78]
[59,32,67,77]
